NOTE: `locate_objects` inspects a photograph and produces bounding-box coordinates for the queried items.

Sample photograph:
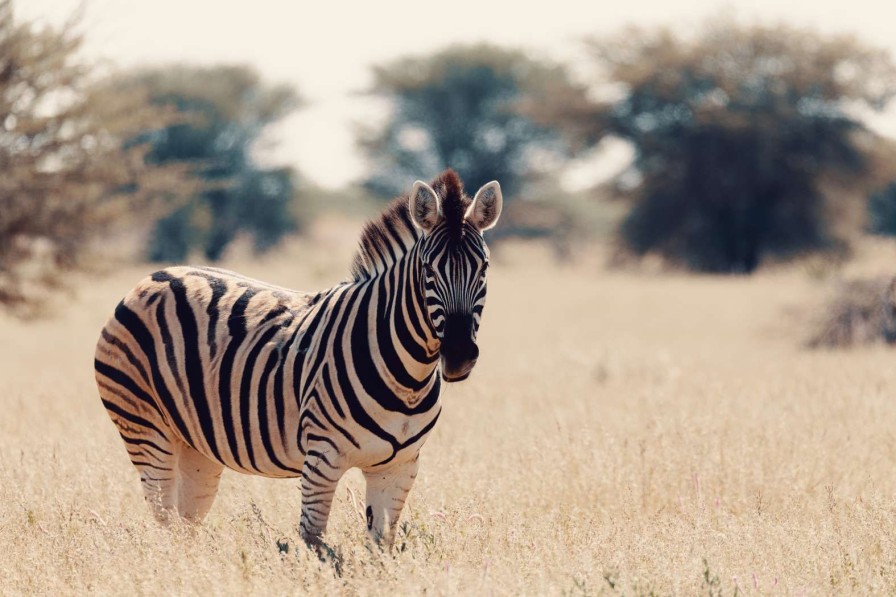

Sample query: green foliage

[125,65,301,262]
[541,21,896,272]
[868,182,896,236]
[360,44,574,202]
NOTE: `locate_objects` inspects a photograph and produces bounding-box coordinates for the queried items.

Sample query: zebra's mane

[350,169,471,281]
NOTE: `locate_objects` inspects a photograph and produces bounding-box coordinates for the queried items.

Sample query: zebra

[94,169,502,548]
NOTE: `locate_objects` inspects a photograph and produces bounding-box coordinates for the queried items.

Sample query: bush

[806,276,896,348]
[869,182,896,236]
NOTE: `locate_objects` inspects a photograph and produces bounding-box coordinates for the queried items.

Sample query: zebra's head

[408,171,502,382]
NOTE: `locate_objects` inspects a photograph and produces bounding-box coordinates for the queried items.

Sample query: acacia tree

[121,65,301,262]
[536,22,896,272]
[0,1,193,314]
[360,44,575,202]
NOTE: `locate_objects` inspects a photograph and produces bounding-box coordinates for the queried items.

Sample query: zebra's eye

[480,261,489,275]
[424,263,435,278]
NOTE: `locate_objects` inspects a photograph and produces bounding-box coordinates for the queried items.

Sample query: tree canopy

[537,22,896,272]
[0,1,193,314]
[124,65,301,261]
[360,44,574,202]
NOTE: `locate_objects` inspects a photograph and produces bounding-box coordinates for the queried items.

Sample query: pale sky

[19,0,896,189]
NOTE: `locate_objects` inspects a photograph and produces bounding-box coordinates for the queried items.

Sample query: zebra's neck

[365,245,440,401]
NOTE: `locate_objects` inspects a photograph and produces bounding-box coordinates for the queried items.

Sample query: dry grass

[4,228,896,595]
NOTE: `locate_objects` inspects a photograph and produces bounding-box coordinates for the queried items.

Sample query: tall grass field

[3,227,896,595]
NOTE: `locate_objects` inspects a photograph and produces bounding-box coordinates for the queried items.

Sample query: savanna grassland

[3,221,896,595]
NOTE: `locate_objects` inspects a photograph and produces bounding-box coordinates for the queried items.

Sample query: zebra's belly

[157,355,442,478]
[160,368,307,479]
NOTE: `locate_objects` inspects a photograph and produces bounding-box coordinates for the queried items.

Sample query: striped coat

[94,170,502,547]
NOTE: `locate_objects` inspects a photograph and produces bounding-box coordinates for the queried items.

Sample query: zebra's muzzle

[441,360,475,382]
[440,313,479,383]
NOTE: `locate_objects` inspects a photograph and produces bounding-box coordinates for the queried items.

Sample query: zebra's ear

[409,180,442,233]
[466,180,502,232]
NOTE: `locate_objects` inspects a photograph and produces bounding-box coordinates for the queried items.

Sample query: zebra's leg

[176,444,224,523]
[97,370,179,524]
[100,403,177,523]
[298,445,345,547]
[126,432,179,525]
[363,453,420,549]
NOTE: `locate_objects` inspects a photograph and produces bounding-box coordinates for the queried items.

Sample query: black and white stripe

[94,169,502,547]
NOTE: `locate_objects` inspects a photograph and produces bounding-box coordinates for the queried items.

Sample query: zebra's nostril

[440,326,477,362]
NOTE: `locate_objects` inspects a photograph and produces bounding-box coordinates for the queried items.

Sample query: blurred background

[5,0,896,343]
[9,3,896,591]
